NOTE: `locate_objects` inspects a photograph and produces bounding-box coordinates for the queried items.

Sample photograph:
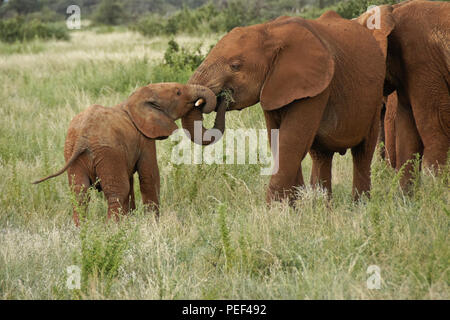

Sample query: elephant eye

[176,89,181,96]
[230,61,242,72]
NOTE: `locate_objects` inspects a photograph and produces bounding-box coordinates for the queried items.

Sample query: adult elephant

[360,1,450,187]
[182,11,393,203]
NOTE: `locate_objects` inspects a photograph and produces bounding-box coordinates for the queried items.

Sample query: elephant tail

[32,145,87,185]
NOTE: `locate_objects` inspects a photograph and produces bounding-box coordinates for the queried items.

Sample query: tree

[3,0,42,15]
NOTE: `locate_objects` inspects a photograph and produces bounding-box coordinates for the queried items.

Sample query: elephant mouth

[191,98,212,113]
[216,88,235,112]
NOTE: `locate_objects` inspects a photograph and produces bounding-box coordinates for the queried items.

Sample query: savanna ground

[0,29,448,300]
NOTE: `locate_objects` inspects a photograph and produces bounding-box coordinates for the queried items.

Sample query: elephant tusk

[195,98,205,107]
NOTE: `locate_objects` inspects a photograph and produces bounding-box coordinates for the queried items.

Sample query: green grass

[0,31,448,300]
[0,40,47,55]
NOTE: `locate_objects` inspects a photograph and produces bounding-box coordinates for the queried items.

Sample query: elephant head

[182,17,334,145]
[125,83,216,139]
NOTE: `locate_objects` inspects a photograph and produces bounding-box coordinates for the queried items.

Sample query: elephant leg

[128,175,136,212]
[309,148,334,194]
[137,142,160,217]
[101,176,130,222]
[378,103,386,160]
[408,80,450,172]
[395,97,423,189]
[351,113,380,200]
[265,91,328,204]
[67,165,91,227]
[266,144,303,204]
[263,109,281,147]
[95,154,131,222]
[384,92,398,168]
[265,109,303,202]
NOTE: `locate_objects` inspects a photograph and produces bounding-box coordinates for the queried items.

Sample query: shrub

[27,6,64,22]
[77,223,130,295]
[335,0,399,19]
[0,16,69,43]
[69,189,133,296]
[163,39,206,71]
[92,0,128,26]
[0,0,42,16]
[147,40,209,84]
[130,0,403,38]
[131,4,216,37]
[299,5,332,19]
[131,1,260,37]
[130,14,165,38]
[220,0,263,31]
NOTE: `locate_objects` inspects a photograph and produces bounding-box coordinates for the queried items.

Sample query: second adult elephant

[182,12,392,203]
[381,1,448,187]
[356,1,449,189]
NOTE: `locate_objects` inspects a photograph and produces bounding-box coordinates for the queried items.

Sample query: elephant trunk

[182,78,226,146]
[186,84,217,114]
[181,101,226,145]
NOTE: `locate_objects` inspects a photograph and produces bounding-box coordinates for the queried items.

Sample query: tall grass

[0,17,69,43]
[0,30,448,300]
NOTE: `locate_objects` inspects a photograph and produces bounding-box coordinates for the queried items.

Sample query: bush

[77,223,130,295]
[147,40,209,84]
[130,14,165,37]
[220,0,263,31]
[0,0,42,16]
[163,39,206,71]
[0,16,69,43]
[131,1,265,38]
[27,6,64,22]
[132,3,219,37]
[92,0,128,26]
[130,0,403,38]
[68,187,136,297]
[335,0,399,19]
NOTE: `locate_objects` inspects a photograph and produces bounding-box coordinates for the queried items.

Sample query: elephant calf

[33,83,216,225]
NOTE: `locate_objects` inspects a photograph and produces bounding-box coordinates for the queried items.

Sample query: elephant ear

[260,19,335,111]
[354,5,395,58]
[125,102,178,139]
